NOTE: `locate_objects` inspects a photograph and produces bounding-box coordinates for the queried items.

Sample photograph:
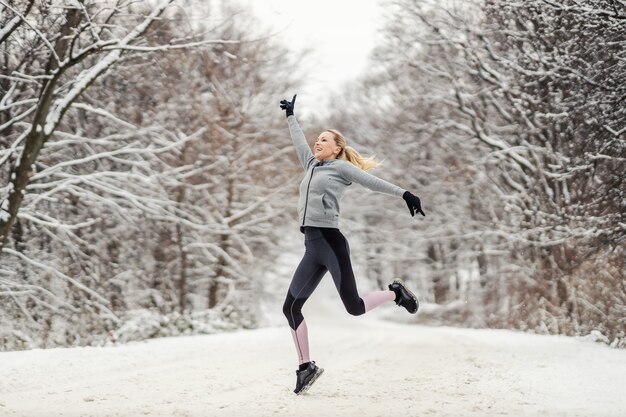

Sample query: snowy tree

[0,1,302,349]
[110,6,303,314]
[0,0,200,349]
[412,0,626,341]
[322,0,625,343]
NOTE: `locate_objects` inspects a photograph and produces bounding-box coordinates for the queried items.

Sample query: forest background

[0,0,624,351]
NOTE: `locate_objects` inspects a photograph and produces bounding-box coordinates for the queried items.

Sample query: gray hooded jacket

[287,115,405,230]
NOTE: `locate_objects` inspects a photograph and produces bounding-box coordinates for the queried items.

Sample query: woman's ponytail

[342,146,381,171]
[326,129,381,171]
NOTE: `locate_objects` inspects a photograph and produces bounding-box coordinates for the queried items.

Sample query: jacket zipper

[301,162,320,230]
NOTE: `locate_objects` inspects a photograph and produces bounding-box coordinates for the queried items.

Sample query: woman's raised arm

[280,94,315,170]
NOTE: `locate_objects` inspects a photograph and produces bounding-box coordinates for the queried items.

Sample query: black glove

[279,94,297,117]
[403,191,425,217]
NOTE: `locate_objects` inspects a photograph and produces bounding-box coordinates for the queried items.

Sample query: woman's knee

[283,292,307,329]
[344,299,366,316]
[282,295,296,317]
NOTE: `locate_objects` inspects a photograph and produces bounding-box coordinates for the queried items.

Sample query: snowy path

[1,280,625,417]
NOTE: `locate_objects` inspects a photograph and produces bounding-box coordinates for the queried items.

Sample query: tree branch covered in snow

[0,1,302,350]
[323,0,625,345]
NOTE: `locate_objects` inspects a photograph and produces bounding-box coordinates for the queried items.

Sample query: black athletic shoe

[294,361,324,395]
[389,279,419,314]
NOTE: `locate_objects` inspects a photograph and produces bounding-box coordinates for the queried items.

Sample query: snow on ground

[1,275,625,417]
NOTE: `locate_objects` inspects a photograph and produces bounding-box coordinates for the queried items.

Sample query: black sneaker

[294,361,324,395]
[389,279,419,314]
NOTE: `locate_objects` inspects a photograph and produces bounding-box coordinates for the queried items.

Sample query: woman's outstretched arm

[336,160,405,197]
[337,161,426,217]
[280,94,315,170]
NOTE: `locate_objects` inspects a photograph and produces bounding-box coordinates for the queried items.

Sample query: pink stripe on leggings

[290,320,310,364]
[362,290,395,312]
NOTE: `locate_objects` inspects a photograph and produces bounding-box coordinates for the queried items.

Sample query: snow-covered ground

[1,276,625,417]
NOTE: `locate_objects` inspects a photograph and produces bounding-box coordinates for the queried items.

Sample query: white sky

[243,0,386,117]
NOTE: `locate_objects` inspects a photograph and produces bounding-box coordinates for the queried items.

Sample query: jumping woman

[279,94,426,395]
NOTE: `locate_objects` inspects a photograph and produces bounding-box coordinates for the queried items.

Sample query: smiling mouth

[315,147,322,152]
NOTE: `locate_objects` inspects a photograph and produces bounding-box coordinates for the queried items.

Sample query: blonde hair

[325,129,381,171]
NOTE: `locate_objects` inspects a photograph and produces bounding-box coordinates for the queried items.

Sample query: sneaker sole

[392,278,419,314]
[296,367,324,395]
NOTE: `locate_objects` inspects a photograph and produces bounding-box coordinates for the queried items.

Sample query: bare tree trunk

[428,243,448,303]
[0,6,82,253]
[0,2,36,143]
[176,184,188,313]
[208,234,227,309]
[208,177,234,308]
[175,220,187,313]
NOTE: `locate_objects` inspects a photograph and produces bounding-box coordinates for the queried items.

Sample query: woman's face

[314,131,341,160]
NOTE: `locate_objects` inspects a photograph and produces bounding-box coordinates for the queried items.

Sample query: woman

[279,94,425,395]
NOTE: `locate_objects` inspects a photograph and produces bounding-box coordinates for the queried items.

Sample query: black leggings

[283,227,365,330]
